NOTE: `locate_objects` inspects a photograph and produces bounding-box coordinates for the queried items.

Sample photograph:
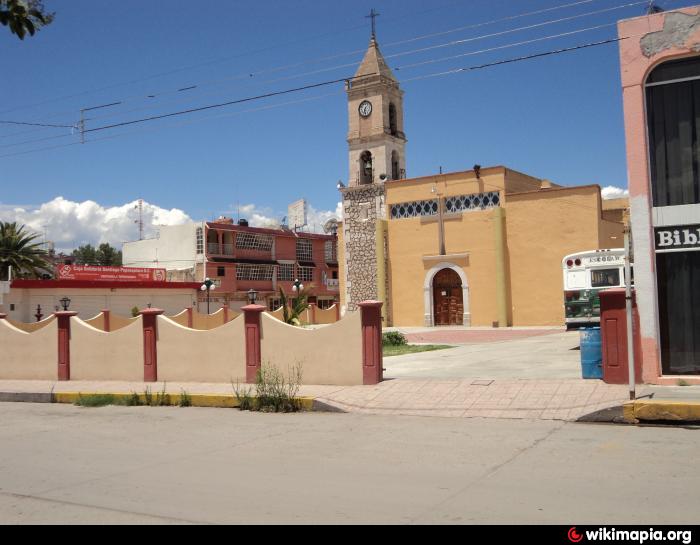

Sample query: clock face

[358,100,372,117]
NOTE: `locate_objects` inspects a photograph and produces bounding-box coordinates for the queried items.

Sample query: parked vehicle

[562,249,630,329]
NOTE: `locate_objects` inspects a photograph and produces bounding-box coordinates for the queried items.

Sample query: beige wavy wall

[267,307,285,322]
[110,314,139,331]
[70,317,144,381]
[83,313,105,331]
[192,308,228,330]
[6,315,56,333]
[314,305,339,325]
[168,309,190,327]
[260,311,363,385]
[156,315,246,382]
[0,320,58,380]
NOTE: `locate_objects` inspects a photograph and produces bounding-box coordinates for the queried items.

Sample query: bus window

[591,268,620,288]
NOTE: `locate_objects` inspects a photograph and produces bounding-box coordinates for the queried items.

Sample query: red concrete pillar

[243,304,265,383]
[102,309,111,332]
[140,308,165,382]
[358,301,383,385]
[223,305,229,323]
[309,302,317,325]
[186,306,193,328]
[56,311,78,381]
[0,313,6,320]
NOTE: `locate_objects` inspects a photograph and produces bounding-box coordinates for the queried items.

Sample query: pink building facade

[619,6,700,384]
[204,220,340,311]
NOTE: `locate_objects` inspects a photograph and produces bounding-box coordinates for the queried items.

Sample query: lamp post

[292,278,304,306]
[59,297,71,311]
[200,277,216,314]
[247,289,258,305]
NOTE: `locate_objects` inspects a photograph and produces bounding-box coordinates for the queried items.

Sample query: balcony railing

[207,242,220,254]
[221,243,234,255]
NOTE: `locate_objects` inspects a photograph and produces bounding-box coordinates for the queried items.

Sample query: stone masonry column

[243,304,265,383]
[359,300,383,385]
[56,311,78,381]
[140,308,165,382]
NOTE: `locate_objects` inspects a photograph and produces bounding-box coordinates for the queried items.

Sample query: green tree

[71,244,97,265]
[96,243,122,266]
[0,221,50,279]
[0,0,54,40]
[278,286,311,326]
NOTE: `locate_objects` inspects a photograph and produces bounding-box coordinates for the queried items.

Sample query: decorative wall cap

[358,300,384,308]
[422,253,469,262]
[241,304,266,312]
[139,308,165,316]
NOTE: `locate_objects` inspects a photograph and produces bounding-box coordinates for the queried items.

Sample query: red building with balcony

[204,218,339,311]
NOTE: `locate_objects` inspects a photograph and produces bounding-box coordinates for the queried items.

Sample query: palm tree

[0,222,50,279]
[278,286,311,326]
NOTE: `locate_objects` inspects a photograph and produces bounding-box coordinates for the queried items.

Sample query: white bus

[562,249,629,328]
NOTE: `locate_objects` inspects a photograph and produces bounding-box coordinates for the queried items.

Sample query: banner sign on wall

[56,265,167,282]
[655,224,700,253]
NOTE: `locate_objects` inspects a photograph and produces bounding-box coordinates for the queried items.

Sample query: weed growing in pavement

[155,383,171,406]
[678,379,692,386]
[74,394,116,407]
[231,363,304,413]
[179,389,192,407]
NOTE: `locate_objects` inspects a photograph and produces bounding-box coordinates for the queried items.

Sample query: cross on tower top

[366,8,380,39]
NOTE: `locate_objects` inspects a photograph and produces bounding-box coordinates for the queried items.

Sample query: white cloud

[0,197,342,252]
[234,202,342,233]
[601,186,629,200]
[0,197,191,252]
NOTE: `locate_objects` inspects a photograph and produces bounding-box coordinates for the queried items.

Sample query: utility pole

[624,218,636,400]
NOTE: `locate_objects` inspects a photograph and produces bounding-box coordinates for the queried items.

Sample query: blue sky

[0,0,680,246]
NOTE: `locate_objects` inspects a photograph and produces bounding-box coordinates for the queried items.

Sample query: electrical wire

[0,0,629,124]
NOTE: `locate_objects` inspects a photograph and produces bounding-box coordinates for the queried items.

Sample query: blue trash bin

[579,327,603,379]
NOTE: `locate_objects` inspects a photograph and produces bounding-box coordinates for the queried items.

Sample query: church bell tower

[346,28,407,186]
[339,15,403,320]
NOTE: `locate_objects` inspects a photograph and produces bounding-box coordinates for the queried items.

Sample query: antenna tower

[134,199,144,240]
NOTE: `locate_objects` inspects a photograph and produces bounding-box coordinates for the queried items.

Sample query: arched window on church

[389,103,398,136]
[360,151,373,185]
[391,150,400,180]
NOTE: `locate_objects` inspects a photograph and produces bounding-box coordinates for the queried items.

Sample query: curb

[623,399,700,423]
[0,391,318,411]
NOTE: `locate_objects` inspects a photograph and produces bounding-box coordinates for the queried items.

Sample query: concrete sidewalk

[0,377,674,422]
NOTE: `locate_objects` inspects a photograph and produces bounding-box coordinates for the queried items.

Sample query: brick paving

[0,377,642,422]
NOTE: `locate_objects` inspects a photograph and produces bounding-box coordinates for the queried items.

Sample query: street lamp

[200,277,216,314]
[247,289,258,305]
[292,278,304,306]
[59,297,71,311]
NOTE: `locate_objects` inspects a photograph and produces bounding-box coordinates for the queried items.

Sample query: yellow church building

[338,35,625,327]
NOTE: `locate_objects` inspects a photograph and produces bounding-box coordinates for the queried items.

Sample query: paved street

[385,329,581,380]
[1,402,698,524]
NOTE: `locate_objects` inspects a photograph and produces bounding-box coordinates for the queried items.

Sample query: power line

[0,120,77,129]
[0,35,629,160]
[0,0,629,125]
[0,3,645,149]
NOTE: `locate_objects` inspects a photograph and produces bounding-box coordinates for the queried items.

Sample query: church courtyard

[384,327,580,380]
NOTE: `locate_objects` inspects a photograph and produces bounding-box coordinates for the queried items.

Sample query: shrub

[383,331,407,346]
[125,391,143,406]
[155,383,171,406]
[232,363,303,413]
[178,389,192,407]
[131,306,140,318]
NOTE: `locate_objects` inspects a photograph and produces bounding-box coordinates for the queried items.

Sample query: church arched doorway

[432,268,464,325]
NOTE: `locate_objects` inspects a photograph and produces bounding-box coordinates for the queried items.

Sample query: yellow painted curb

[55,392,316,411]
[625,400,700,422]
